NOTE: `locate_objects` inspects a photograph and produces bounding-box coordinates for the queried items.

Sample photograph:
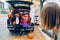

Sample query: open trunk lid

[7,0,33,10]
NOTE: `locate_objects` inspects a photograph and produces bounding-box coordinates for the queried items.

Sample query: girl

[40,2,60,40]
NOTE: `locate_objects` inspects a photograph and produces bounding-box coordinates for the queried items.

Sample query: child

[40,2,60,40]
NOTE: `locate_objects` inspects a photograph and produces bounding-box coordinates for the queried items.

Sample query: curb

[38,27,53,40]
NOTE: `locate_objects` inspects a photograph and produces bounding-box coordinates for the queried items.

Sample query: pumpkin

[22,16,25,19]
[8,13,12,18]
[15,13,19,17]
[12,21,16,25]
[27,32,34,39]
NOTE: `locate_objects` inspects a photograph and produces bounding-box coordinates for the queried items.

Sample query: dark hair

[40,2,60,29]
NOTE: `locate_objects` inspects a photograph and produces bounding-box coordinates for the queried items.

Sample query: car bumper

[8,25,34,31]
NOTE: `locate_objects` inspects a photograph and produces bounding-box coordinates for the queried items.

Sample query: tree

[40,0,46,9]
[8,5,13,12]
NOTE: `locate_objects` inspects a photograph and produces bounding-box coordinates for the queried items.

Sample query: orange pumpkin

[12,21,16,25]
[15,13,19,17]
[22,16,25,19]
[8,13,12,18]
[27,32,34,39]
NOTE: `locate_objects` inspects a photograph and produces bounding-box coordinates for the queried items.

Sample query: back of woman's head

[40,2,60,29]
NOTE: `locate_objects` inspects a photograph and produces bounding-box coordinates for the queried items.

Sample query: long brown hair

[40,2,60,29]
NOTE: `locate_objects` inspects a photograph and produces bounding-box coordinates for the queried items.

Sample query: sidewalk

[38,26,54,40]
[0,14,8,18]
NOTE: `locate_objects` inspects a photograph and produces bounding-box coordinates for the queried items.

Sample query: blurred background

[0,0,40,14]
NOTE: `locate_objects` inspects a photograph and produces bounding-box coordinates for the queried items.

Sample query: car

[34,15,39,25]
[7,0,34,34]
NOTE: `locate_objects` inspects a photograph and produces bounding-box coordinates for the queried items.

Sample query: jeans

[15,24,22,33]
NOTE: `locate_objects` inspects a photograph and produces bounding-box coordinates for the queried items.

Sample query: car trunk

[7,0,33,28]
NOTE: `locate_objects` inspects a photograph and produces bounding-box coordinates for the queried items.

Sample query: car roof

[7,0,33,5]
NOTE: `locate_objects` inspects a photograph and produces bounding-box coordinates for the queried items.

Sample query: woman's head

[40,2,60,29]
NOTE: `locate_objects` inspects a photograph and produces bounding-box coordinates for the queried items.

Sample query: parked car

[7,0,34,34]
[34,15,39,25]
